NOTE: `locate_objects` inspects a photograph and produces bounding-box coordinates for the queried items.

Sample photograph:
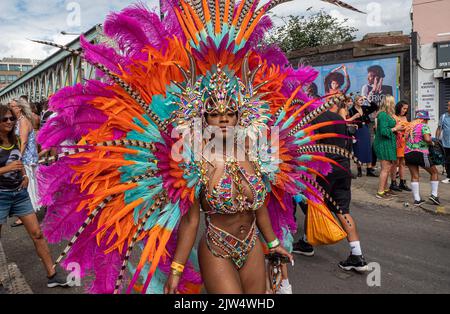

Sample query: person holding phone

[0,105,70,288]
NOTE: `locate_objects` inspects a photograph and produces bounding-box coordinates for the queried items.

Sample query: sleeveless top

[15,116,39,165]
[202,159,266,215]
[0,144,23,191]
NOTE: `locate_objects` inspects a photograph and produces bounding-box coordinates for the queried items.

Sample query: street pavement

[1,167,449,294]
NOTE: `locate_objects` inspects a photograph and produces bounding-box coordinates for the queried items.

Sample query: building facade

[287,32,411,115]
[0,58,40,90]
[411,0,450,133]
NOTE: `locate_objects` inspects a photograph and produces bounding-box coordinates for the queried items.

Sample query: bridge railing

[0,25,100,104]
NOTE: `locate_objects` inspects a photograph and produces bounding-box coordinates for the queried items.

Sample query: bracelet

[170,261,185,273]
[170,268,183,277]
[267,238,280,249]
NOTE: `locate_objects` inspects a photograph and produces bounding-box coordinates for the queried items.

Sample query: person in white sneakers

[405,110,440,206]
[436,102,450,184]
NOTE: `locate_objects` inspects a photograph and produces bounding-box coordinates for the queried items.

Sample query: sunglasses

[1,116,17,123]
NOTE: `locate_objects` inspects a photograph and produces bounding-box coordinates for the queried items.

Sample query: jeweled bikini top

[202,159,266,215]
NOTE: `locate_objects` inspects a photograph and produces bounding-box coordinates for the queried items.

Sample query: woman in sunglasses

[9,98,39,227]
[0,105,70,288]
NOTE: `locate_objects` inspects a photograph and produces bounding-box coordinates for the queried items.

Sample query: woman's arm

[164,199,200,294]
[338,108,347,120]
[342,67,351,94]
[347,112,361,122]
[18,118,31,155]
[256,205,277,244]
[256,205,294,262]
[0,161,23,175]
[172,198,200,265]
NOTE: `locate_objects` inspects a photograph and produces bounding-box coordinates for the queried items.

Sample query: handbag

[429,139,445,166]
[306,202,347,246]
[347,125,357,136]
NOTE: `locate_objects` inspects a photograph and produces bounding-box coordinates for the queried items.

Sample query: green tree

[266,8,358,52]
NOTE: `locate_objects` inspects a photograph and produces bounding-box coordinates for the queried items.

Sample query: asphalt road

[1,199,450,294]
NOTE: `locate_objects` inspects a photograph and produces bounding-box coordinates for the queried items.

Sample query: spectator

[40,100,54,128]
[390,101,411,191]
[348,96,379,177]
[436,101,450,184]
[405,110,440,206]
[373,95,405,199]
[293,102,369,272]
[9,98,40,227]
[29,102,41,132]
[0,105,70,288]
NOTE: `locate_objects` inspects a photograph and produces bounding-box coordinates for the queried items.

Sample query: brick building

[0,58,40,90]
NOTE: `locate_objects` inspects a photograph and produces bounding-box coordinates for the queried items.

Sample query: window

[7,75,17,82]
[9,64,21,71]
[22,65,32,72]
[0,75,6,83]
[0,64,8,71]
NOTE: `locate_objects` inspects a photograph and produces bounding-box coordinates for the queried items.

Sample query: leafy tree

[266,7,358,52]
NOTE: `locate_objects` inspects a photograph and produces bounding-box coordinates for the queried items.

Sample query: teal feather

[150,95,177,121]
[281,114,296,130]
[297,155,313,162]
[274,110,286,126]
[155,202,180,231]
[144,207,162,230]
[281,227,294,253]
[125,183,163,209]
[293,136,312,146]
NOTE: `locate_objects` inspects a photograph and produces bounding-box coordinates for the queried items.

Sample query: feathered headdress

[34,0,361,294]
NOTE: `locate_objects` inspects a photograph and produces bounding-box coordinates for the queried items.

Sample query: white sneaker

[276,283,293,294]
[441,178,450,184]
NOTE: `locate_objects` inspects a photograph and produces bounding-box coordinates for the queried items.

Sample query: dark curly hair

[367,65,385,78]
[324,72,345,94]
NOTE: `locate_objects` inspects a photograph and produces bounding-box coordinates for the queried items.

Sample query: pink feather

[104,12,151,57]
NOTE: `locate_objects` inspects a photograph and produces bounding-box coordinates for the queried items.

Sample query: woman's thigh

[381,160,392,170]
[198,236,243,294]
[238,239,266,294]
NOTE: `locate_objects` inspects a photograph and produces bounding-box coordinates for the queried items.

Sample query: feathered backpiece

[36,0,360,294]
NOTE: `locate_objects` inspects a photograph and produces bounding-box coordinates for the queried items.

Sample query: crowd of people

[0,92,449,293]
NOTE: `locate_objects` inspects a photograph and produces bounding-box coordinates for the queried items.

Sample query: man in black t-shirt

[293,103,369,272]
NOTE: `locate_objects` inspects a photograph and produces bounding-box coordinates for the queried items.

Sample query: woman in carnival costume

[35,0,361,294]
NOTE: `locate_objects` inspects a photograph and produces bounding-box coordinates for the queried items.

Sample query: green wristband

[267,238,280,249]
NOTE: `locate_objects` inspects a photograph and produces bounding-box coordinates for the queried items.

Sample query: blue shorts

[0,189,35,225]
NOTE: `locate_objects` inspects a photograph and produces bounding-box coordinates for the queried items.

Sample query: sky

[0,0,412,60]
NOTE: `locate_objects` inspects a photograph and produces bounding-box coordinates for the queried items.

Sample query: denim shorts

[0,189,35,224]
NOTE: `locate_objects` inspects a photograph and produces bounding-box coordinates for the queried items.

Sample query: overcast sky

[0,0,412,60]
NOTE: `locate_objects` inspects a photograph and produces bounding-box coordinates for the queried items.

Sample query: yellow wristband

[171,268,183,277]
[171,261,185,273]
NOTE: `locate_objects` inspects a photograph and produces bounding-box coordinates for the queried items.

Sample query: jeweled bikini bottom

[205,217,257,270]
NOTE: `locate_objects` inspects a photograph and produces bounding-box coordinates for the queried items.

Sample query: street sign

[436,41,450,69]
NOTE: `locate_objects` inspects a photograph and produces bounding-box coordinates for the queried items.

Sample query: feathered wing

[37,0,361,294]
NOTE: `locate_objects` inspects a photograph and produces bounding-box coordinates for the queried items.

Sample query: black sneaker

[292,239,315,257]
[338,254,369,272]
[389,181,402,192]
[399,181,412,192]
[429,195,441,205]
[47,272,70,288]
[366,169,379,177]
[414,199,426,206]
